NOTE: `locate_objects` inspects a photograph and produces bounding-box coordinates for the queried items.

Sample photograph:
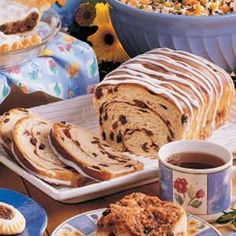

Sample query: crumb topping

[97,193,185,236]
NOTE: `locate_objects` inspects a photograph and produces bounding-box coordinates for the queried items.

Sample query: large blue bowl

[107,0,236,72]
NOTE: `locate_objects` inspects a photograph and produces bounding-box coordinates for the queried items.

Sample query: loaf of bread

[12,116,87,187]
[49,122,143,181]
[97,192,187,236]
[0,108,31,158]
[93,48,235,158]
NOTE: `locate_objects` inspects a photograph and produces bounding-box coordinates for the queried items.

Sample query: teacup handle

[231,166,236,204]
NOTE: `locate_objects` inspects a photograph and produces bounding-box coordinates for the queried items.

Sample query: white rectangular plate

[0,94,236,203]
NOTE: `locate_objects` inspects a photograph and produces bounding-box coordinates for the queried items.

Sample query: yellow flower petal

[40,48,53,56]
[88,4,129,63]
[69,90,75,97]
[68,63,80,77]
[63,34,76,44]
[92,3,111,26]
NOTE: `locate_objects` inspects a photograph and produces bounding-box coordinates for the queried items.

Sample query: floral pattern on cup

[174,178,205,209]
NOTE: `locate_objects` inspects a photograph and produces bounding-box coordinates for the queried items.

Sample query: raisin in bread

[97,192,187,236]
[49,122,143,181]
[0,108,31,158]
[12,116,87,187]
[94,48,235,158]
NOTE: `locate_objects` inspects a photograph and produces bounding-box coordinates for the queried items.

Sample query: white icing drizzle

[152,48,228,128]
[132,54,216,131]
[100,48,233,138]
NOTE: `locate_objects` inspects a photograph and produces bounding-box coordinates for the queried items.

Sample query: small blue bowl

[107,0,236,72]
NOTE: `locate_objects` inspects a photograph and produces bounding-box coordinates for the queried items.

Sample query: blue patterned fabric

[0,32,99,103]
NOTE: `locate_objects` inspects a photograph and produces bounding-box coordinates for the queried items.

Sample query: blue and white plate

[0,188,47,236]
[52,208,221,236]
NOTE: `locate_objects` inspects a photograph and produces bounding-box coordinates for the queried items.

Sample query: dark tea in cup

[166,152,225,169]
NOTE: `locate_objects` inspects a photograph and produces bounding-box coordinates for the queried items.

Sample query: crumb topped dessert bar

[97,192,187,236]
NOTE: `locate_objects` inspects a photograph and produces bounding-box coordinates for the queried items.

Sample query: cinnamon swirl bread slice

[12,116,87,187]
[0,108,31,158]
[50,122,143,181]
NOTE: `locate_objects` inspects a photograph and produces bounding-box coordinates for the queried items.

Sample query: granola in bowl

[120,0,236,16]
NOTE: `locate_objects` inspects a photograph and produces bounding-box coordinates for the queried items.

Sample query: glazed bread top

[95,48,234,134]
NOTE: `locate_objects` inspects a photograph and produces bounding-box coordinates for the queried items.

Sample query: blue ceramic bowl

[107,0,236,72]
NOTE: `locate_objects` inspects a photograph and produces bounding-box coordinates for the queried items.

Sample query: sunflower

[75,2,96,27]
[88,3,129,63]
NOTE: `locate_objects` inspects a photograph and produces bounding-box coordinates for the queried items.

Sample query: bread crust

[0,108,30,155]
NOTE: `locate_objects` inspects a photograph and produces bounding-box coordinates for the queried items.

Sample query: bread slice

[0,108,31,158]
[50,122,144,181]
[97,192,187,236]
[12,116,87,187]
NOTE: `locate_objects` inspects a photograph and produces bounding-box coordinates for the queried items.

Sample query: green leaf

[216,211,236,224]
[29,71,38,80]
[188,185,195,199]
[54,83,61,97]
[90,58,97,76]
[174,193,184,205]
[2,84,9,97]
[191,200,202,208]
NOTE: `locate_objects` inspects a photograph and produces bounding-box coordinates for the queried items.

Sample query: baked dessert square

[97,192,187,236]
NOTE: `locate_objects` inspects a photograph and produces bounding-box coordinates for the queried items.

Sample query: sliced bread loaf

[12,116,87,187]
[50,122,144,181]
[0,108,30,158]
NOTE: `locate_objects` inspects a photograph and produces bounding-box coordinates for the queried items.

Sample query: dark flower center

[83,10,92,20]
[104,33,114,45]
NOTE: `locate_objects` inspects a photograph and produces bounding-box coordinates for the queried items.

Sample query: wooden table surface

[1,163,236,235]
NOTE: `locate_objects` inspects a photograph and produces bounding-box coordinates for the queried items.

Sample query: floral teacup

[158,140,235,222]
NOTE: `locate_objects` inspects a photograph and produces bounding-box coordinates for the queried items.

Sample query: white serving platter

[0,94,236,203]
